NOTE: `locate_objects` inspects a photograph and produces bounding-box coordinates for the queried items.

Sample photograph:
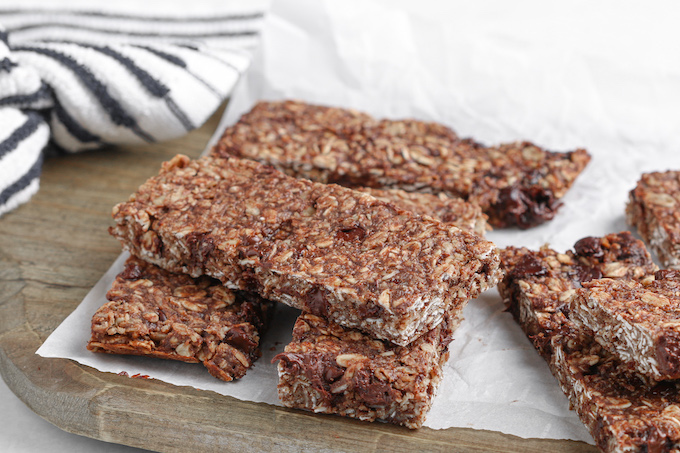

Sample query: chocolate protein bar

[274,310,460,429]
[88,256,273,381]
[550,316,680,453]
[212,100,591,229]
[627,170,680,268]
[497,233,680,452]
[355,187,488,235]
[110,155,501,346]
[570,271,680,381]
[498,232,657,359]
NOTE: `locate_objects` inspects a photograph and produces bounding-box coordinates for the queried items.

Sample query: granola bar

[273,310,460,429]
[355,187,488,235]
[497,234,680,452]
[498,232,657,358]
[110,155,501,346]
[87,256,273,381]
[551,316,680,453]
[570,271,680,381]
[626,170,680,268]
[212,100,591,229]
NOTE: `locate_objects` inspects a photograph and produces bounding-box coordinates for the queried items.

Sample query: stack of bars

[499,231,680,452]
[88,100,594,428]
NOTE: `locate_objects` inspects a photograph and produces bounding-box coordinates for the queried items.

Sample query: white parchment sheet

[39,0,680,444]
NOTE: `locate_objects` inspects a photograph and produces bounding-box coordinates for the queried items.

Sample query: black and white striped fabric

[0,1,267,216]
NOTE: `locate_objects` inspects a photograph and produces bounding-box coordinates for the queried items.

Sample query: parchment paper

[38,0,680,444]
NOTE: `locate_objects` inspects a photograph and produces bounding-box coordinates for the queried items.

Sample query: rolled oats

[355,187,488,235]
[110,155,501,346]
[497,233,680,453]
[212,100,591,229]
[87,256,273,382]
[571,272,680,381]
[627,170,680,268]
[274,310,461,429]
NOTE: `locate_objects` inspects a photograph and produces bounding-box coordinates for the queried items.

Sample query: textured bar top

[355,187,488,235]
[213,100,591,229]
[110,154,501,346]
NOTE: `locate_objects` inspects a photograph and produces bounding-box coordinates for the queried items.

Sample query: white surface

[29,0,680,448]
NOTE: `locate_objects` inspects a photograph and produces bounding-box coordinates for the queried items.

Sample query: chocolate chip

[649,380,678,398]
[353,367,397,407]
[273,352,303,372]
[491,183,559,229]
[119,260,145,280]
[307,287,330,317]
[568,264,603,285]
[235,295,268,329]
[574,237,604,259]
[615,231,649,265]
[224,324,258,353]
[576,265,604,283]
[655,334,680,378]
[509,254,549,279]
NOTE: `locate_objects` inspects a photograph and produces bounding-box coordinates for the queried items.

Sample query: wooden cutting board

[0,106,596,453]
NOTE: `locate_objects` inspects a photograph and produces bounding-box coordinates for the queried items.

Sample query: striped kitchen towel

[0,0,268,217]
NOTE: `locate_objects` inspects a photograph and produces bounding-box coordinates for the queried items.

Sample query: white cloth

[0,1,268,216]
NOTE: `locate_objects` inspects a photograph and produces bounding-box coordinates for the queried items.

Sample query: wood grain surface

[0,106,597,453]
